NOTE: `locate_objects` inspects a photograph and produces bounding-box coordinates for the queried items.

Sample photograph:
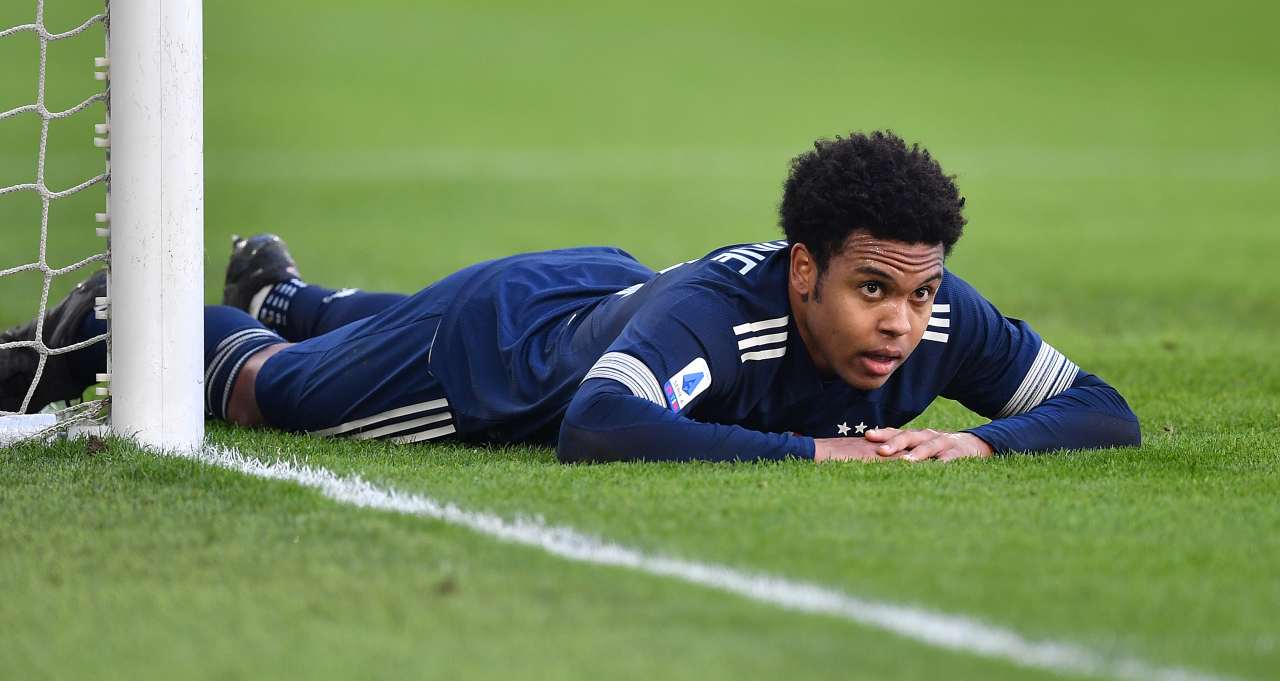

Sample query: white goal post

[107,0,205,450]
[0,0,204,451]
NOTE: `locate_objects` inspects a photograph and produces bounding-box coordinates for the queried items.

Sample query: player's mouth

[858,348,902,377]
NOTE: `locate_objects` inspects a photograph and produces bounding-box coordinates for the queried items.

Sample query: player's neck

[786,282,833,376]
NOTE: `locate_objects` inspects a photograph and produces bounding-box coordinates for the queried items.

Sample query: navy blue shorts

[254,305,456,444]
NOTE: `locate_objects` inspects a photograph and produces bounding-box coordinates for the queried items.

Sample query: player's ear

[789,243,818,302]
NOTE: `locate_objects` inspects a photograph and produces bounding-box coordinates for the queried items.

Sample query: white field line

[185,445,1240,681]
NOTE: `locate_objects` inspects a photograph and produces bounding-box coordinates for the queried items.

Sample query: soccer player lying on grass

[1,131,1140,462]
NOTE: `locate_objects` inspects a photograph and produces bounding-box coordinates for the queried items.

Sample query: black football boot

[0,270,106,413]
[221,233,302,312]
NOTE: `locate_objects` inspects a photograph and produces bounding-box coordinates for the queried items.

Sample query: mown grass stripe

[180,445,1244,681]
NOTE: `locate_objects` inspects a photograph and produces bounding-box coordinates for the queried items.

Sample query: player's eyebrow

[854,266,942,286]
[854,265,896,280]
[915,271,944,286]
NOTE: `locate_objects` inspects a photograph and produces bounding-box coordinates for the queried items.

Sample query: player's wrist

[812,439,830,462]
[960,429,997,456]
[793,434,818,460]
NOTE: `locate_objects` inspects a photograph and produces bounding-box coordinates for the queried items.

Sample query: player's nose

[878,301,912,338]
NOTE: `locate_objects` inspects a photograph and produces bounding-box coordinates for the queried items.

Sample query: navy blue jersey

[418,247,653,442]
[255,247,653,444]
[408,240,1137,460]
[581,240,1076,433]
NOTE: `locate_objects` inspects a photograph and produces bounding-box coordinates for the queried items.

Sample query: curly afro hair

[779,130,966,274]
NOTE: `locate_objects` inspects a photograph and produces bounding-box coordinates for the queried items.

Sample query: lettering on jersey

[923,303,950,343]
[711,240,788,276]
[663,357,711,412]
[734,315,788,362]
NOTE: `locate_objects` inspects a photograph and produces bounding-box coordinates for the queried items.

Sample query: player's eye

[859,282,882,297]
[912,287,934,301]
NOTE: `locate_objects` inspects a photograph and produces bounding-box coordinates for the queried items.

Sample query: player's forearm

[965,375,1140,454]
[557,379,815,463]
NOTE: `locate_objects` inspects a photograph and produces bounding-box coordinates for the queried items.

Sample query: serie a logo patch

[663,357,711,412]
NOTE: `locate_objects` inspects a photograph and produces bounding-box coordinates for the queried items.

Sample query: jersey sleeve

[939,275,1079,419]
[558,284,814,462]
[583,285,742,416]
[940,274,1140,453]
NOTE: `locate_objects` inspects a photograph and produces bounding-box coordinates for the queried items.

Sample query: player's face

[790,233,944,390]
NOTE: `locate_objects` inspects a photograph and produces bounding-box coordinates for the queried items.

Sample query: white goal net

[1,0,205,450]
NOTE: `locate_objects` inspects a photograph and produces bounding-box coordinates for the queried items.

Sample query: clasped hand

[813,428,993,462]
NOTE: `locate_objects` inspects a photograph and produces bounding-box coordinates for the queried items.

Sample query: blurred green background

[2,2,1279,679]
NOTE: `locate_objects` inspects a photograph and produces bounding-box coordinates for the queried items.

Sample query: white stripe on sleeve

[583,351,666,407]
[996,342,1080,418]
[740,347,787,362]
[737,331,787,350]
[732,316,788,335]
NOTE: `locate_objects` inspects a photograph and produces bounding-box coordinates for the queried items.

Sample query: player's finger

[935,449,964,462]
[876,431,926,457]
[862,427,900,443]
[902,437,947,462]
[874,429,937,457]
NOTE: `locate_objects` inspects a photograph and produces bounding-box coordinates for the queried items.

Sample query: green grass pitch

[2,1,1278,679]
